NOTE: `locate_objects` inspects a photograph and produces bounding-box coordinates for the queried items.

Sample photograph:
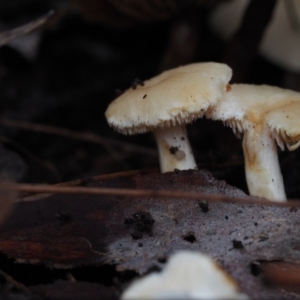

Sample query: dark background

[0,0,299,196]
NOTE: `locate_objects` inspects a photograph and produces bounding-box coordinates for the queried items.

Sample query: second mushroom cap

[206,83,300,202]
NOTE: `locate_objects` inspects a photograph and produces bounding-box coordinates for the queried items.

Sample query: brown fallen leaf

[0,170,299,298]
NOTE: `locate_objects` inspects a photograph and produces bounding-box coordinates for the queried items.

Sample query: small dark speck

[170,146,179,154]
[181,137,185,141]
[225,215,229,220]
[138,243,143,247]
[55,211,72,223]
[131,231,143,240]
[183,232,196,243]
[254,222,258,226]
[258,235,269,242]
[198,200,209,213]
[143,94,147,99]
[290,207,298,212]
[232,239,244,249]
[157,256,167,263]
[251,262,262,276]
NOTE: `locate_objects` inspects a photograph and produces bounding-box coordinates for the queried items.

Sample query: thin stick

[0,11,54,48]
[0,269,32,296]
[0,119,156,156]
[54,169,153,187]
[2,183,300,207]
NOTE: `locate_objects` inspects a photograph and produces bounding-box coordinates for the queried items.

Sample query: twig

[0,119,157,156]
[2,182,300,207]
[0,268,32,296]
[54,169,153,187]
[19,169,152,198]
[0,10,54,48]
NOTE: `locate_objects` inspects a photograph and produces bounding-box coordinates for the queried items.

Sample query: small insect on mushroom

[206,84,300,202]
[105,62,232,173]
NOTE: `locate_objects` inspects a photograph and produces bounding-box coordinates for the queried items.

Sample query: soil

[0,0,300,299]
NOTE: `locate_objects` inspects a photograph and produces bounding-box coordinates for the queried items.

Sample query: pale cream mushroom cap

[207,84,300,149]
[121,251,248,300]
[105,62,232,134]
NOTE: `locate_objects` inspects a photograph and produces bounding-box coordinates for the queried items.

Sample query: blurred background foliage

[0,0,299,197]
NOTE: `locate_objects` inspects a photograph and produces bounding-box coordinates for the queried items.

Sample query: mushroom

[209,0,300,73]
[105,62,232,173]
[121,250,248,299]
[206,83,300,202]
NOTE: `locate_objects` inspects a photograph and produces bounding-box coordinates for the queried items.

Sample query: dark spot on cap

[143,94,147,99]
[170,146,179,155]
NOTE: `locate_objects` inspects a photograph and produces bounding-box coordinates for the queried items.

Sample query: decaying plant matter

[0,0,300,299]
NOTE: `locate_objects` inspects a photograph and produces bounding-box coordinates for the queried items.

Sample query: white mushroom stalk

[207,84,300,202]
[105,62,232,173]
[242,123,286,201]
[154,125,196,173]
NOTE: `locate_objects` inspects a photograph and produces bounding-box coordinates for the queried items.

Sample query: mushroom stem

[242,125,286,202]
[153,125,197,173]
